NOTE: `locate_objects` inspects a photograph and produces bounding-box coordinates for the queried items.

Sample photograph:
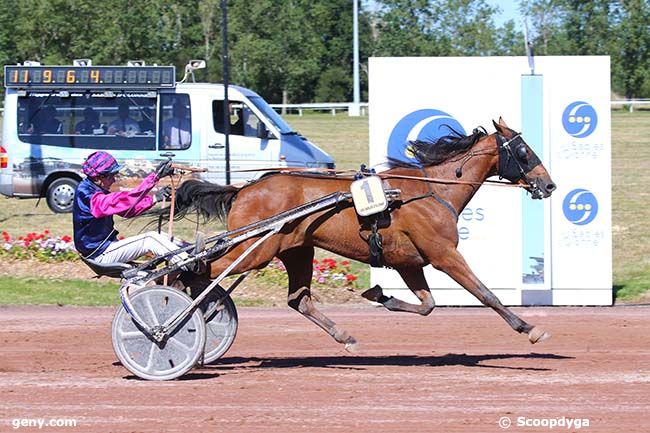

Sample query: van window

[17,93,157,150]
[213,100,261,137]
[159,94,191,150]
[247,95,293,134]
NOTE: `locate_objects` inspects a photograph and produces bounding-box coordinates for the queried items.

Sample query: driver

[72,151,195,270]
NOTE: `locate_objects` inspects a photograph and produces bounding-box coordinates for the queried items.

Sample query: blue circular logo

[563,188,598,225]
[562,101,598,138]
[388,109,465,165]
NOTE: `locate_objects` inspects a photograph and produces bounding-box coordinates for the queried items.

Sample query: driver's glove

[155,160,174,178]
[153,185,172,203]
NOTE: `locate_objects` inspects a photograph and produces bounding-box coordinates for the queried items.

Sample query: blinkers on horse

[496,133,545,199]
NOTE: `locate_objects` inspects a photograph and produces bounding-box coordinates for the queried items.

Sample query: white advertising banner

[545,57,612,304]
[368,56,611,305]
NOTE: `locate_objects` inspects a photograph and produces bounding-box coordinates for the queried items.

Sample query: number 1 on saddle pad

[350,175,388,217]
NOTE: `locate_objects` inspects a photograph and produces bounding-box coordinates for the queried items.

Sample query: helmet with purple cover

[82,151,123,178]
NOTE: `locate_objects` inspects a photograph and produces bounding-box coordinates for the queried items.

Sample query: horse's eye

[516,145,528,161]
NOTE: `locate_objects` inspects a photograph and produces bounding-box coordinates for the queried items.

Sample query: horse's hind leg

[361,267,435,315]
[279,246,359,352]
[437,248,550,344]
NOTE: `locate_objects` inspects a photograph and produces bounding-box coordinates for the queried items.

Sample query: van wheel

[46,178,79,213]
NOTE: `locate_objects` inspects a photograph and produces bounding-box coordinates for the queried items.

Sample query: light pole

[351,0,361,116]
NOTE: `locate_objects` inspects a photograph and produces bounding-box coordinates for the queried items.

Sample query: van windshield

[17,92,157,150]
[247,96,293,134]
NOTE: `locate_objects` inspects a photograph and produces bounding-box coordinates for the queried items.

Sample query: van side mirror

[256,122,269,139]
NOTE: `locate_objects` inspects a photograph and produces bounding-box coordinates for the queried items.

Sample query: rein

[211,166,525,189]
[376,172,521,188]
[196,130,537,190]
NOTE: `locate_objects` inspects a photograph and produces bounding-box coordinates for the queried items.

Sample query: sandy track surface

[1,305,649,432]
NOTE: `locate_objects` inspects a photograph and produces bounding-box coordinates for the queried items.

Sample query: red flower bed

[1,230,77,262]
[257,257,361,288]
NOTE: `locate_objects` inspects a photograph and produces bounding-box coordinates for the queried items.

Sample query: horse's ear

[493,119,504,134]
[493,117,509,135]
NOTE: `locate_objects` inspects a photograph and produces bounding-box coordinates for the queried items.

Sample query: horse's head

[492,118,556,199]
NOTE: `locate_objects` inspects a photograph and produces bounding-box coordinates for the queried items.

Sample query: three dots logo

[562,101,598,138]
[562,188,599,225]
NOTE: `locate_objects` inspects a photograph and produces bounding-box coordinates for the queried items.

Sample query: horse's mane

[166,179,240,223]
[390,126,488,167]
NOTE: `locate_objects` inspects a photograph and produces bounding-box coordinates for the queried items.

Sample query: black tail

[155,179,240,224]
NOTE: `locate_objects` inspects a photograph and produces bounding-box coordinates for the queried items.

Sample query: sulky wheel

[182,276,238,365]
[199,284,238,364]
[111,285,206,381]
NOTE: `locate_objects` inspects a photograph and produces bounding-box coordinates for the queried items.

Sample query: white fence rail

[269,102,369,116]
[610,99,650,112]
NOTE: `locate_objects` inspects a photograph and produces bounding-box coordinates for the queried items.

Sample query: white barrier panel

[546,57,612,305]
[368,56,611,306]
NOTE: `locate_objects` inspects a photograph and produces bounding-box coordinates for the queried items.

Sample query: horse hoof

[361,285,383,302]
[528,326,551,344]
[344,337,360,353]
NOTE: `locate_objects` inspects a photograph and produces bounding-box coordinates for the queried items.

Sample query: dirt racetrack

[1,304,649,433]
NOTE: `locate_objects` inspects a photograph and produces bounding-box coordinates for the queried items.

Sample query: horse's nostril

[546,183,556,192]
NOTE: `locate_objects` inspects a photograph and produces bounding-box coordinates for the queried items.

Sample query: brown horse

[170,118,556,351]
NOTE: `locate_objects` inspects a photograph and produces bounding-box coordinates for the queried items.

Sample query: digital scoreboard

[4,65,176,89]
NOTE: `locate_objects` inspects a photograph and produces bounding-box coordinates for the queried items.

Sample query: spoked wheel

[111,285,206,381]
[200,285,239,364]
[183,276,239,365]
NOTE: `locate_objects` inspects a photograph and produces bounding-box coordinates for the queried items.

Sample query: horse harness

[352,166,457,268]
[352,133,539,267]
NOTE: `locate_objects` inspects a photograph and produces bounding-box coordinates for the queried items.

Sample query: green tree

[371,0,517,56]
[519,0,568,54]
[7,0,211,83]
[308,0,373,101]
[0,0,16,88]
[227,0,370,103]
[522,0,650,98]
[613,0,650,99]
[2,0,648,101]
[495,20,526,56]
[315,66,351,101]
[372,0,439,56]
[561,0,614,55]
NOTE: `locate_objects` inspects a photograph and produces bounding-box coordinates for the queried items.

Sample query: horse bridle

[496,133,544,199]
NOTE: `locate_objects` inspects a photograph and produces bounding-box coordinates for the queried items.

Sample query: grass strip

[0,276,287,307]
[0,277,120,306]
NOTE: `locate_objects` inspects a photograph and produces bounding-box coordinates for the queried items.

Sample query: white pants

[94,231,188,265]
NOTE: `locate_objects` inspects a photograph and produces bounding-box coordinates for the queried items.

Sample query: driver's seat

[80,256,132,279]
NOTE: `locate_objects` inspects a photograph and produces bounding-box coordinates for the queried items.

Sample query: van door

[204,99,280,184]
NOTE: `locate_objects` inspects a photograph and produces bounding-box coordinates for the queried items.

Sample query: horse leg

[437,249,550,344]
[279,247,359,352]
[361,268,435,315]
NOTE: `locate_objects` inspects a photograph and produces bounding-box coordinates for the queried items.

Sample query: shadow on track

[205,352,573,373]
[123,371,222,381]
[119,353,572,381]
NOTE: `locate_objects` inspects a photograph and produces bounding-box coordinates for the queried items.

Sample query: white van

[0,60,335,212]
